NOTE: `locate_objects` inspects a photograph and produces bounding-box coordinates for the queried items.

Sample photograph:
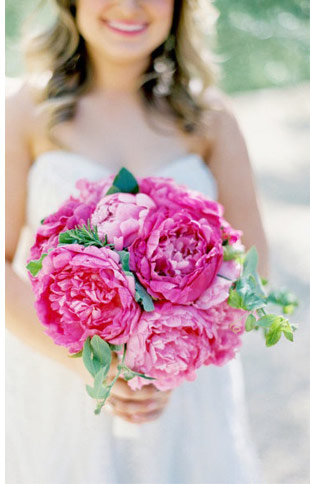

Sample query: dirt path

[232,83,310,484]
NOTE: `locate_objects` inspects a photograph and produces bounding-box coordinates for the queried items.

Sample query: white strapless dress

[6,151,264,484]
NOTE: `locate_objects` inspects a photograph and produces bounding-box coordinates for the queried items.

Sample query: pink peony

[29,198,93,261]
[75,176,114,207]
[129,207,223,304]
[202,300,246,366]
[140,176,242,245]
[33,244,141,353]
[91,192,155,250]
[126,302,217,391]
[140,176,222,229]
[194,260,241,310]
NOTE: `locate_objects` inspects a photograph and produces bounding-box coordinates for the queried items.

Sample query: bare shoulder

[200,87,244,154]
[5,77,42,146]
[200,87,269,277]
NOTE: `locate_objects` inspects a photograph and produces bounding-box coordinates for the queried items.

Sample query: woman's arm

[5,81,91,382]
[204,91,269,279]
[5,81,169,423]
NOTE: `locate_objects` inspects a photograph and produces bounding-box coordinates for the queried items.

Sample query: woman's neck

[89,50,151,94]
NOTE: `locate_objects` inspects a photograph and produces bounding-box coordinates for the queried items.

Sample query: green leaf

[109,344,123,352]
[58,222,107,248]
[234,276,266,311]
[26,253,48,276]
[266,326,282,347]
[135,280,155,312]
[105,185,120,195]
[117,250,131,273]
[228,287,243,309]
[245,314,257,332]
[267,289,298,314]
[86,382,110,400]
[68,350,83,358]
[120,366,155,381]
[223,245,244,261]
[243,246,258,278]
[112,167,139,194]
[256,314,281,328]
[122,369,136,381]
[283,329,294,342]
[82,337,101,377]
[90,336,112,378]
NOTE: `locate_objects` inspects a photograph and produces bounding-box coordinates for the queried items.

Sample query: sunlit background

[5,1,310,483]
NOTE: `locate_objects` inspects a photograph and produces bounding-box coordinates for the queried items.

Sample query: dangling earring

[153,35,176,96]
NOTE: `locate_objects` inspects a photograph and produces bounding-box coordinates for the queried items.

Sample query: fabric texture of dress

[6,151,264,484]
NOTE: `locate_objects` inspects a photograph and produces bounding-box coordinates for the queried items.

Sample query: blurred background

[5,0,310,483]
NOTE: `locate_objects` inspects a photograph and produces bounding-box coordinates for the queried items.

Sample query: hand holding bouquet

[27,168,298,415]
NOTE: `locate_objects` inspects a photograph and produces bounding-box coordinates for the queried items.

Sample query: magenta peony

[140,176,242,245]
[202,300,246,366]
[29,198,93,262]
[126,302,217,391]
[33,244,141,353]
[193,260,241,310]
[129,207,223,304]
[91,192,155,250]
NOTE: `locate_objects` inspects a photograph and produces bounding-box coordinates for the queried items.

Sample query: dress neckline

[30,148,212,180]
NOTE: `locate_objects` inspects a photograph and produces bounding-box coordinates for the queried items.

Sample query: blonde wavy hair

[22,0,219,137]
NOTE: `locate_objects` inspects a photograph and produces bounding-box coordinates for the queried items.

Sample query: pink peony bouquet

[27,168,298,414]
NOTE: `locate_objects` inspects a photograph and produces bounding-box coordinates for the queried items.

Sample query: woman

[6,0,268,482]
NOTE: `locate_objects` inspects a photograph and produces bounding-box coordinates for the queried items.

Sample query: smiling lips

[103,19,148,36]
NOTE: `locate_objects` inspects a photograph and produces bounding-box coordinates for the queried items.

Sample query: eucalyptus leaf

[122,369,136,381]
[234,276,266,311]
[82,337,101,377]
[93,367,109,390]
[242,246,258,278]
[90,335,112,376]
[135,280,155,312]
[26,253,48,277]
[86,383,109,400]
[109,344,123,352]
[117,250,131,272]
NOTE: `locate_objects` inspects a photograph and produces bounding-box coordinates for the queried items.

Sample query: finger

[108,395,169,415]
[110,379,170,401]
[111,407,166,424]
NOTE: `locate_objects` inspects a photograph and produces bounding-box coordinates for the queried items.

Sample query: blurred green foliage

[214,0,310,92]
[5,0,310,93]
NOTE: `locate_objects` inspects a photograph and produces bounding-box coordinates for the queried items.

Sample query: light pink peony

[129,207,223,304]
[126,302,217,391]
[33,244,141,353]
[75,176,114,206]
[29,198,93,261]
[194,260,241,310]
[91,192,155,250]
[202,300,246,366]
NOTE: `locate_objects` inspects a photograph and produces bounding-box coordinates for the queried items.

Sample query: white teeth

[107,21,146,32]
